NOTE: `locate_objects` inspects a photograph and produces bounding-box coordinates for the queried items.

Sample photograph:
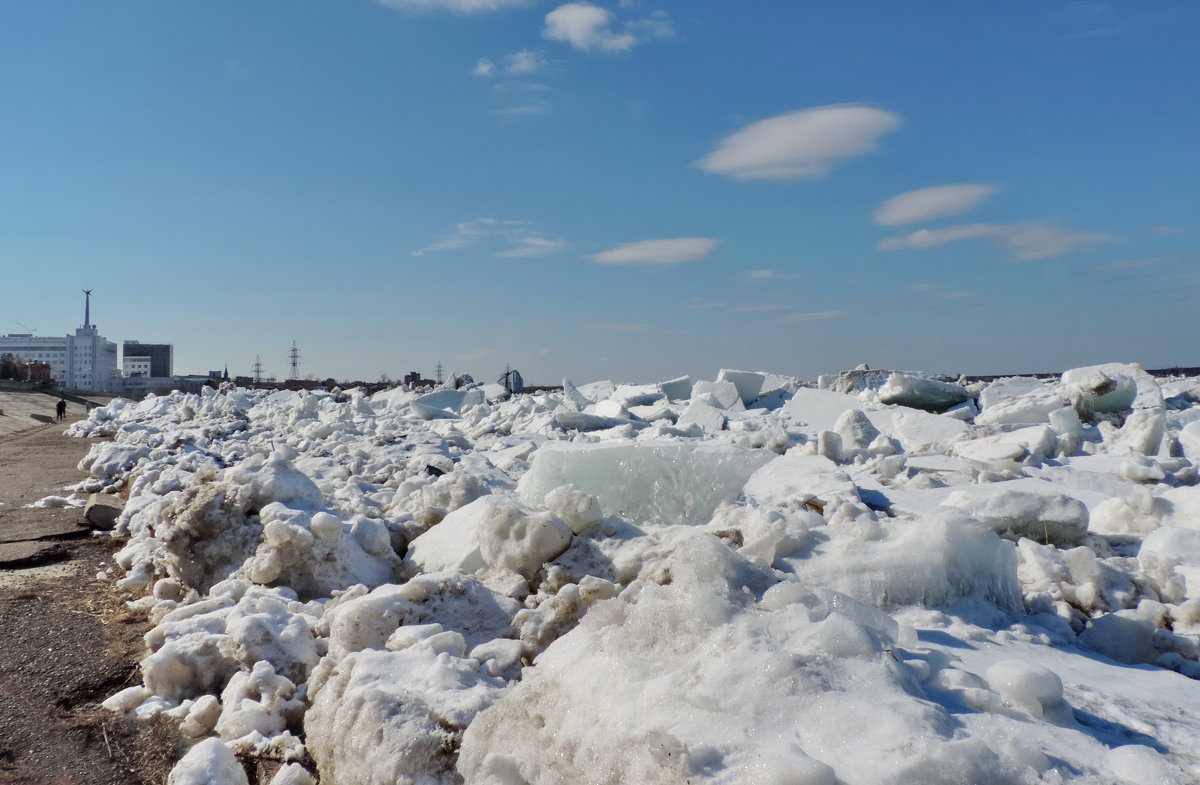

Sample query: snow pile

[64,363,1200,784]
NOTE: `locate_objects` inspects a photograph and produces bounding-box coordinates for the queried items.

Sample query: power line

[288,341,301,380]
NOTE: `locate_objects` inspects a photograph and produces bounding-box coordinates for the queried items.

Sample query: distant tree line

[0,353,52,383]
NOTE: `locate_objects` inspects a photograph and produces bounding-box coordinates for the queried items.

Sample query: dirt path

[0,420,178,785]
[0,392,95,441]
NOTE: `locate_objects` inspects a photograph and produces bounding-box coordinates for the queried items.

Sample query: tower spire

[82,289,93,329]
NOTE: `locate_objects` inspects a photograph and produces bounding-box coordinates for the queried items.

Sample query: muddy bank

[0,420,176,784]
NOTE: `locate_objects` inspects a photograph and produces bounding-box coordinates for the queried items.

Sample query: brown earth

[0,393,99,441]
[0,419,181,785]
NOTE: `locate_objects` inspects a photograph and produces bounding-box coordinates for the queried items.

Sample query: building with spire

[0,289,119,392]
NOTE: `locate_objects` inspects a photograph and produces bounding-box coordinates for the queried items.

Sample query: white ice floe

[64,364,1200,784]
[878,372,971,412]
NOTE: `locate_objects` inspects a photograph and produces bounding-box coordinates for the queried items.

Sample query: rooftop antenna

[435,362,444,385]
[82,289,93,328]
[253,355,264,384]
[288,341,301,380]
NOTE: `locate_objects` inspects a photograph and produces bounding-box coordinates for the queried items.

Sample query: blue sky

[2,1,1197,385]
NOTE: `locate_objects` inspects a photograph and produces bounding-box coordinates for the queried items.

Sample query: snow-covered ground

[59,362,1200,784]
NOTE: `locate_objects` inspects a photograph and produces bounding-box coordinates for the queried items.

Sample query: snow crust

[65,364,1200,784]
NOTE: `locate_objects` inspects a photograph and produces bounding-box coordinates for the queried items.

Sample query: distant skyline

[2,2,1197,385]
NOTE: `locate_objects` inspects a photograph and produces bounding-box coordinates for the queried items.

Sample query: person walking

[55,398,67,420]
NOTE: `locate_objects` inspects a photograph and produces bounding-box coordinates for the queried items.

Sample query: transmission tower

[253,355,264,385]
[288,341,301,380]
[434,362,444,385]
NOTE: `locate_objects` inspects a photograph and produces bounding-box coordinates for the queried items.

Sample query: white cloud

[774,310,849,323]
[542,2,671,54]
[877,221,1113,261]
[496,234,568,257]
[488,81,553,115]
[412,218,567,257]
[874,184,996,226]
[746,268,788,282]
[877,224,999,252]
[625,10,674,41]
[475,49,547,77]
[589,237,718,265]
[590,323,651,332]
[1000,223,1113,261]
[411,218,498,255]
[378,0,527,13]
[505,49,547,74]
[544,2,636,53]
[698,105,901,180]
[1147,224,1187,236]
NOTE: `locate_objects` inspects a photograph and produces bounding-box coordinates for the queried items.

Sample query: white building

[123,355,152,377]
[0,293,120,393]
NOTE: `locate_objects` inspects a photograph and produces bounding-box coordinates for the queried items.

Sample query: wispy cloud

[874,184,997,226]
[487,81,554,116]
[495,234,568,257]
[543,2,673,54]
[877,224,998,252]
[878,221,1113,261]
[473,49,547,77]
[411,219,494,255]
[774,310,849,324]
[591,323,651,332]
[506,49,547,74]
[1148,224,1188,236]
[378,0,527,13]
[746,268,790,283]
[412,218,567,257]
[590,237,718,265]
[625,10,674,41]
[1000,223,1114,261]
[698,105,901,180]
